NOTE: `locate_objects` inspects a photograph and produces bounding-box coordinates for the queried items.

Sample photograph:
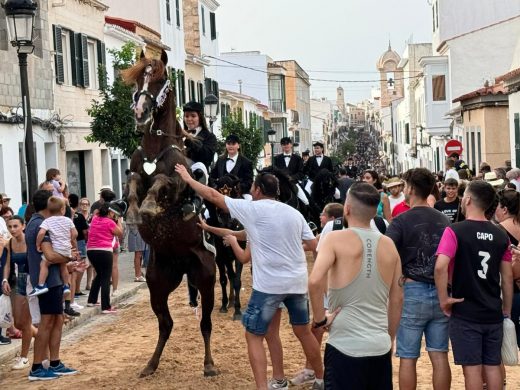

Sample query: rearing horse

[122,50,217,378]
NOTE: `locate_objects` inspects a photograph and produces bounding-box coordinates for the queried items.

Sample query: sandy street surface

[1,258,520,389]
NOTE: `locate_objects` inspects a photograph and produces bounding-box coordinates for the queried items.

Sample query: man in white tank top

[309,182,403,389]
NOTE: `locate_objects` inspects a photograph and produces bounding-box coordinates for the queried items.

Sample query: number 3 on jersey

[477,251,491,279]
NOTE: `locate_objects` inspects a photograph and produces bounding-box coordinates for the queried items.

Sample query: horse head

[259,166,298,207]
[311,169,338,206]
[212,174,242,229]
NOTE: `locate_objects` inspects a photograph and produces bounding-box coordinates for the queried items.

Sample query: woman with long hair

[79,197,93,290]
[362,170,391,221]
[86,202,123,314]
[1,216,38,369]
[495,189,520,349]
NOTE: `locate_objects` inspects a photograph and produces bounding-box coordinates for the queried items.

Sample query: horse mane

[121,57,167,85]
[259,166,298,202]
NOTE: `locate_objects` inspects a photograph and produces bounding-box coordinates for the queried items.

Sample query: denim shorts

[396,281,449,359]
[15,272,28,296]
[242,289,309,335]
[77,239,87,259]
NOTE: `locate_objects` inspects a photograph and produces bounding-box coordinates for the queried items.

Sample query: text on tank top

[327,227,391,357]
[450,220,509,323]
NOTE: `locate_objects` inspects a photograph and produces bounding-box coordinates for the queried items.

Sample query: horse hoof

[204,365,219,377]
[219,307,228,313]
[139,365,156,378]
[232,313,242,321]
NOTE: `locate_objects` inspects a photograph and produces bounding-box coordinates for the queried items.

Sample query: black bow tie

[189,130,197,134]
[284,155,291,158]
[316,156,323,159]
[227,158,234,161]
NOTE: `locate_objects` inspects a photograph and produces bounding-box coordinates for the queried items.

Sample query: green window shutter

[97,40,106,89]
[53,25,64,84]
[197,81,204,103]
[205,77,212,94]
[210,12,216,40]
[73,33,83,87]
[69,30,77,85]
[177,70,186,105]
[80,34,89,88]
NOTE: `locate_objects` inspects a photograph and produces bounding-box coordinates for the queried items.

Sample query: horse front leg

[140,254,182,378]
[226,259,236,310]
[232,260,243,321]
[126,172,142,225]
[140,174,170,218]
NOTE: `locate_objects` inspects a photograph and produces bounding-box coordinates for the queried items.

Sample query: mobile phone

[510,244,519,251]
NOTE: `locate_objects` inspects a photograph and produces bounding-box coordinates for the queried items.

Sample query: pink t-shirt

[436,226,512,280]
[87,215,117,251]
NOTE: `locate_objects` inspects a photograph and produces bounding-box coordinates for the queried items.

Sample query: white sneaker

[111,290,118,297]
[70,302,84,310]
[12,357,30,370]
[268,378,288,390]
[134,276,146,282]
[290,369,316,386]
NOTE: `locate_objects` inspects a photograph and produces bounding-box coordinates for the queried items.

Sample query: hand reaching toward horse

[175,164,192,182]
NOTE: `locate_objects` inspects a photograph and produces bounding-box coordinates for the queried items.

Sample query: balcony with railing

[269,99,285,113]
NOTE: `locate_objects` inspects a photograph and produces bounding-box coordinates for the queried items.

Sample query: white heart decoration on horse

[143,161,157,175]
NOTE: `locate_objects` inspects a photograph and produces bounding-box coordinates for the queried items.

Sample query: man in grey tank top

[309,182,403,389]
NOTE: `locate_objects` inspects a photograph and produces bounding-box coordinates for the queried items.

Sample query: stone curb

[0,281,148,366]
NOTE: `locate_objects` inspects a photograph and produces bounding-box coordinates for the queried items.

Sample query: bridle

[131,64,172,136]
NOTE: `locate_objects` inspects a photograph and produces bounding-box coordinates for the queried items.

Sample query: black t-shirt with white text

[434,198,465,223]
[450,220,510,323]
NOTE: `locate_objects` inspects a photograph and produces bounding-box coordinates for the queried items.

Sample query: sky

[216,0,433,103]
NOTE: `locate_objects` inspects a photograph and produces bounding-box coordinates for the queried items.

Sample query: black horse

[208,174,244,321]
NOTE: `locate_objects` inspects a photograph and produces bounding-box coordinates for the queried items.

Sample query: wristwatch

[312,317,327,329]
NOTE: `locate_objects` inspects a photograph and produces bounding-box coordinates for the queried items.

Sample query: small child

[28,197,77,305]
[46,168,65,198]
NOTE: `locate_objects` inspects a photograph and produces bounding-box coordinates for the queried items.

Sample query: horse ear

[140,49,146,60]
[161,50,168,66]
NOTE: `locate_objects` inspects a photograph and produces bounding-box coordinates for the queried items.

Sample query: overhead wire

[206,55,422,84]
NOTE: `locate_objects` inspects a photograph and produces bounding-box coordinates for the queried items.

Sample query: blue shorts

[396,281,449,359]
[77,240,87,259]
[242,289,309,335]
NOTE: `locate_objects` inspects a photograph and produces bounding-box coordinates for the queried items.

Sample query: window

[87,39,98,89]
[61,31,72,85]
[386,72,395,90]
[166,0,171,22]
[432,75,446,101]
[269,76,285,112]
[201,5,206,36]
[175,0,180,27]
[405,123,410,144]
[210,12,217,40]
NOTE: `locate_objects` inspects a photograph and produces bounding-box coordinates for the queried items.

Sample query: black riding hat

[183,101,204,112]
[225,134,240,144]
[280,137,292,145]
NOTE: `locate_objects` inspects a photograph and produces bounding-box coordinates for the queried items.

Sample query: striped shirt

[39,216,75,257]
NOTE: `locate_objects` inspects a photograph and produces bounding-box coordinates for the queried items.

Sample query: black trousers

[87,250,113,311]
[324,344,392,390]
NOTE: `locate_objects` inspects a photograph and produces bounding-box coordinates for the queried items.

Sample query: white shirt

[225,197,314,294]
[0,217,8,239]
[511,178,520,191]
[445,168,459,181]
[388,192,405,212]
[283,154,292,167]
[226,154,238,173]
[316,155,323,166]
[317,219,389,252]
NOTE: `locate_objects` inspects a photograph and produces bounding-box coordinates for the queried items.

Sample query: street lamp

[3,0,38,202]
[204,93,218,131]
[267,129,276,166]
